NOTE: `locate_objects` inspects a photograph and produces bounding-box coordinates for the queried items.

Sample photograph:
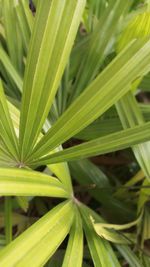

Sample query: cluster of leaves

[0,0,150,266]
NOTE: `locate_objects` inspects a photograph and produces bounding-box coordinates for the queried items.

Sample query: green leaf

[8,100,73,194]
[2,0,23,72]
[140,73,150,91]
[43,120,73,194]
[69,0,131,102]
[0,200,74,267]
[70,158,109,188]
[7,100,20,139]
[62,207,83,267]
[15,6,30,55]
[79,203,121,267]
[0,46,23,93]
[117,11,150,52]
[116,8,150,181]
[142,254,150,267]
[0,80,19,160]
[30,38,150,160]
[116,245,144,267]
[0,168,69,198]
[19,0,86,159]
[0,147,16,167]
[15,0,33,54]
[30,122,150,166]
[91,212,142,244]
[116,92,150,181]
[75,103,150,141]
[48,160,73,192]
[73,0,123,85]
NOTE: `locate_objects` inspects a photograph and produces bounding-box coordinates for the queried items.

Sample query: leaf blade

[19,0,86,159]
[62,207,83,267]
[30,122,150,166]
[0,200,74,267]
[0,168,69,198]
[31,38,150,160]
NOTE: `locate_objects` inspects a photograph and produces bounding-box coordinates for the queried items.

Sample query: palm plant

[0,0,150,266]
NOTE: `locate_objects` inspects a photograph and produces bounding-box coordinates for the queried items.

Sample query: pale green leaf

[0,81,19,160]
[0,46,23,93]
[92,212,142,231]
[8,100,73,194]
[75,104,150,141]
[62,207,83,267]
[91,212,142,244]
[116,9,150,181]
[140,73,150,91]
[0,200,74,267]
[2,0,23,72]
[116,245,144,267]
[80,204,121,267]
[30,122,150,166]
[19,0,86,159]
[43,120,73,194]
[31,38,150,160]
[117,11,150,52]
[0,168,69,198]
[116,92,150,181]
[69,0,131,102]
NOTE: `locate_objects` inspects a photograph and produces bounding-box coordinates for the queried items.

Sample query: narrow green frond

[0,201,74,267]
[31,38,150,160]
[80,204,121,267]
[0,81,19,160]
[8,101,73,194]
[19,0,86,159]
[116,245,144,267]
[0,46,23,93]
[30,122,150,166]
[0,168,69,198]
[116,92,150,180]
[91,212,142,244]
[69,0,131,102]
[62,207,83,267]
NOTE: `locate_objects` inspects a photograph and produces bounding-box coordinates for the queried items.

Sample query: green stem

[5,197,12,244]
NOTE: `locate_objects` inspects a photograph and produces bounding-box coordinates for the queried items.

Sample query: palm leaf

[69,0,131,102]
[30,122,150,165]
[0,46,23,93]
[62,207,83,267]
[116,245,144,267]
[116,92,150,181]
[0,201,74,267]
[116,9,150,180]
[80,204,121,267]
[0,81,19,160]
[8,100,73,193]
[0,168,69,198]
[30,38,150,160]
[19,0,86,159]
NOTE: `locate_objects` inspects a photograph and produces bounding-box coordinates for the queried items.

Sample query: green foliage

[0,0,150,266]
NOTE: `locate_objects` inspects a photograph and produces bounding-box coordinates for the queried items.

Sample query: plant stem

[5,197,12,244]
